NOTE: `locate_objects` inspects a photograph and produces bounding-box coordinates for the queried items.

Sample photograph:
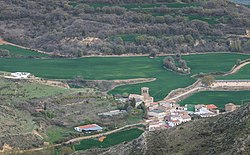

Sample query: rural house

[148,109,166,120]
[74,124,103,133]
[10,72,31,79]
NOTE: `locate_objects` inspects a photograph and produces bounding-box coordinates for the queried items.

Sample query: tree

[180,59,188,69]
[113,36,124,45]
[130,98,136,108]
[230,38,242,52]
[139,102,147,118]
[236,59,242,65]
[163,56,177,71]
[0,49,10,57]
[175,53,181,62]
[201,75,215,86]
[243,40,250,51]
[149,52,156,58]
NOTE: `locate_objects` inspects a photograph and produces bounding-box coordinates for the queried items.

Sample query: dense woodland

[0,0,250,56]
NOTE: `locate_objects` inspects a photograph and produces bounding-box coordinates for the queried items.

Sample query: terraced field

[179,91,250,109]
[86,2,200,9]
[0,44,49,57]
[0,50,249,101]
[73,128,144,151]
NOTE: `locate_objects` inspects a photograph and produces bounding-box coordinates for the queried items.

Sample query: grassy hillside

[0,78,69,101]
[0,45,49,58]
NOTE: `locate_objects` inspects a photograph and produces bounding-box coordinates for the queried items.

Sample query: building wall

[225,105,237,112]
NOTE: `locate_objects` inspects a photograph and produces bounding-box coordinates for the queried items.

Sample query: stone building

[129,87,154,107]
[225,103,237,112]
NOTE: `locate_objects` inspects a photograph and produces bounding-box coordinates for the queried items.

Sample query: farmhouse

[74,124,103,133]
[10,72,31,79]
[194,107,216,117]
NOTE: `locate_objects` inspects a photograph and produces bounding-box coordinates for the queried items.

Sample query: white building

[148,109,166,120]
[194,107,216,117]
[10,72,31,79]
[180,114,192,122]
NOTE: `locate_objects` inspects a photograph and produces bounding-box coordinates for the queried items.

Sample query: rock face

[75,103,250,155]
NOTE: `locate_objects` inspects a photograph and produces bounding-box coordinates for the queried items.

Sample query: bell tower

[141,87,149,99]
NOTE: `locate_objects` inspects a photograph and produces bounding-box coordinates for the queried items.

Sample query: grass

[0,53,249,101]
[0,78,70,101]
[46,126,74,143]
[179,91,250,108]
[0,44,49,58]
[186,15,220,24]
[73,128,144,151]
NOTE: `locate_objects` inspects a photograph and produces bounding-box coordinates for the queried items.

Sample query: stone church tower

[141,87,150,99]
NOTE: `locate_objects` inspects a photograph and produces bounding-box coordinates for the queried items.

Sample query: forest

[0,0,250,56]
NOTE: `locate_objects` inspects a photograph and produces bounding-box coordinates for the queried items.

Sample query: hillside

[0,0,250,56]
[76,103,250,155]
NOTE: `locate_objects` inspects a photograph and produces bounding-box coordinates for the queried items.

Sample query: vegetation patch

[45,126,75,143]
[186,15,221,24]
[0,78,69,101]
[87,2,200,9]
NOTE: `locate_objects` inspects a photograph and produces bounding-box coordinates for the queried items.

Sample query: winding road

[163,59,250,102]
[223,59,250,76]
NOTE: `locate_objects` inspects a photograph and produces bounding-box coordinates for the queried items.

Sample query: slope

[76,103,250,155]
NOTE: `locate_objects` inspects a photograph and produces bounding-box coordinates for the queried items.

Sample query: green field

[46,126,75,143]
[74,128,144,151]
[179,91,250,108]
[0,45,49,57]
[186,15,220,24]
[0,53,249,101]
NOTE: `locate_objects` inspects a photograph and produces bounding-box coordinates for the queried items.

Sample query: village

[74,87,240,133]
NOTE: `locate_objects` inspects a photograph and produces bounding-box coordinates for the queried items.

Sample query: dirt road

[10,122,145,153]
[224,60,250,76]
[65,122,145,144]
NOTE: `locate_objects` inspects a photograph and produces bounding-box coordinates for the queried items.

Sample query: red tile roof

[171,120,180,123]
[206,104,218,109]
[78,124,99,129]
